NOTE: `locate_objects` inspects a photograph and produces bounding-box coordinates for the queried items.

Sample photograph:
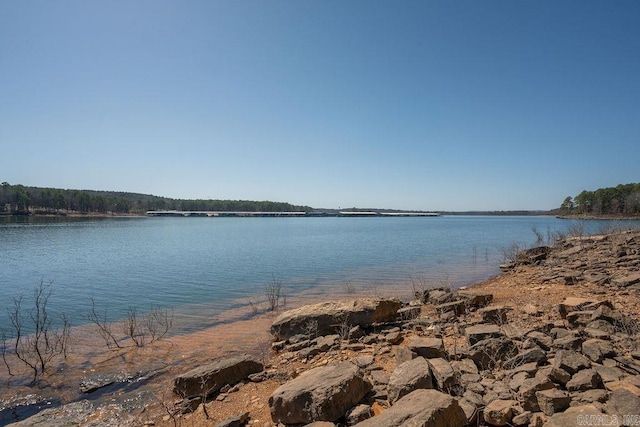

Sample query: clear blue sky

[1,1,639,211]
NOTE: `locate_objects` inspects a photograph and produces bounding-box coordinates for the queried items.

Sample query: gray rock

[566,369,603,392]
[426,357,456,392]
[514,246,550,265]
[465,324,502,346]
[354,389,467,427]
[369,369,390,386]
[351,356,372,371]
[315,334,340,351]
[6,400,95,427]
[397,306,421,321]
[385,331,403,345]
[552,334,584,351]
[553,350,591,375]
[215,411,250,427]
[427,288,454,305]
[591,305,623,323]
[612,272,640,287]
[530,412,549,427]
[387,357,433,403]
[270,298,402,340]
[605,388,640,419]
[566,310,595,327]
[79,373,121,394]
[526,331,553,351]
[519,376,554,412]
[504,347,546,369]
[451,358,479,375]
[435,300,467,316]
[572,389,609,405]
[586,320,616,334]
[407,337,445,359]
[458,398,480,425]
[511,411,533,426]
[508,361,539,376]
[173,354,263,399]
[269,362,372,425]
[460,373,483,387]
[536,388,570,416]
[346,404,373,425]
[478,306,509,324]
[593,365,626,383]
[581,339,615,363]
[482,399,517,426]
[468,337,518,370]
[457,290,494,308]
[583,328,611,339]
[557,297,596,318]
[548,366,572,386]
[509,371,530,391]
[395,346,416,365]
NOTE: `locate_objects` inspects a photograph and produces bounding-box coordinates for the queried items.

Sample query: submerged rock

[173,354,263,400]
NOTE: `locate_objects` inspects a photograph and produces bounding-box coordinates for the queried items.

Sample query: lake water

[0,215,633,334]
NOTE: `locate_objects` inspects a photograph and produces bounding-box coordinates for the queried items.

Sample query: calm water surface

[0,215,631,333]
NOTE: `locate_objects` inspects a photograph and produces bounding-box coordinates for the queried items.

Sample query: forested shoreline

[3,181,640,217]
[557,183,640,217]
[0,182,312,215]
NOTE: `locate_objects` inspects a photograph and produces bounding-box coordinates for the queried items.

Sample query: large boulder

[605,388,640,420]
[387,357,433,403]
[173,354,263,399]
[354,389,467,427]
[270,298,402,340]
[268,362,372,425]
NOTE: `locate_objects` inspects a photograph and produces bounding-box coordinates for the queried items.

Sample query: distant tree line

[0,182,312,215]
[558,183,640,216]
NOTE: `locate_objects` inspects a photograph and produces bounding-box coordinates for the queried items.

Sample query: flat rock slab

[7,400,96,427]
[388,356,433,403]
[558,297,596,318]
[456,290,493,308]
[408,337,445,359]
[174,354,263,399]
[270,298,402,340]
[269,362,372,425]
[613,272,640,287]
[354,389,467,427]
[553,350,591,375]
[435,300,467,316]
[215,411,250,427]
[465,324,502,346]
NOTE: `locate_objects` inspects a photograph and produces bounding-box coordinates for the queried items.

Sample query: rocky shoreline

[7,228,640,426]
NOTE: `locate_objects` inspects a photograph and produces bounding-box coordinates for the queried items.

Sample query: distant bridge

[146,210,441,218]
[146,210,307,217]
